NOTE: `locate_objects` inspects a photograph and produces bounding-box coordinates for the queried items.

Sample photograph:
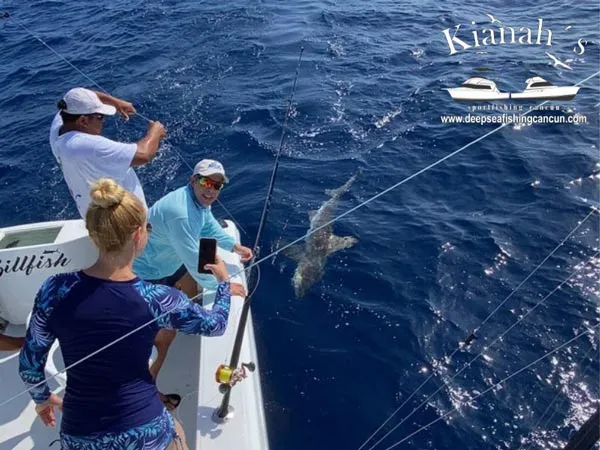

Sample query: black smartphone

[198,238,217,274]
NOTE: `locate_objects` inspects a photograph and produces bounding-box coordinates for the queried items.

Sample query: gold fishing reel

[215,362,256,393]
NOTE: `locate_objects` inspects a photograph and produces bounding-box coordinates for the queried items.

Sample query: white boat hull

[510,86,580,101]
[446,88,510,102]
[0,220,98,325]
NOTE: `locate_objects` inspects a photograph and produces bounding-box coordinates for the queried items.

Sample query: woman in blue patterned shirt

[19,178,233,449]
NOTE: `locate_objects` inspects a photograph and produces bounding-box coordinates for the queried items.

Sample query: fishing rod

[0,11,249,236]
[215,47,304,420]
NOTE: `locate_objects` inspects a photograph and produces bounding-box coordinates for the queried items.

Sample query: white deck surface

[0,334,66,449]
[0,220,269,450]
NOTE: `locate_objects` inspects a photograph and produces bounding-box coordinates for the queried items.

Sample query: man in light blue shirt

[135,160,252,393]
[134,159,252,297]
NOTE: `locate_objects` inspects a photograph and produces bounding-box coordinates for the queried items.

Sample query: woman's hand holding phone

[203,255,228,282]
[204,257,246,297]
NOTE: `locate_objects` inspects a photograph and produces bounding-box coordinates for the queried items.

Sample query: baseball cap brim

[200,171,229,183]
[200,170,229,183]
[97,104,117,116]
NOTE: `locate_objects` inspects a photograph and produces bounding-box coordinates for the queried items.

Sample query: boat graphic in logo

[511,76,579,100]
[446,77,509,102]
[445,76,579,102]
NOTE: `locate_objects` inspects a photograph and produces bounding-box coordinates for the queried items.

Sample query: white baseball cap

[59,87,116,116]
[193,159,229,183]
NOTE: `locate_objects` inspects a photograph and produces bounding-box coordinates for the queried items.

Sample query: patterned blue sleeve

[137,281,231,336]
[18,276,60,404]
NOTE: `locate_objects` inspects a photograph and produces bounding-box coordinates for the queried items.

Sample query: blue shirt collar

[187,183,209,210]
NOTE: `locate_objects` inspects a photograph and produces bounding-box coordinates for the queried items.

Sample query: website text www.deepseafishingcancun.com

[440,112,588,125]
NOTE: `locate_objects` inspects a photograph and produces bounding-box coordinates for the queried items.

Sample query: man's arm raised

[132,121,166,166]
[92,91,166,166]
[94,91,136,120]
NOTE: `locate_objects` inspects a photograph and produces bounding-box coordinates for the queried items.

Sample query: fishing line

[171,264,261,419]
[2,70,598,408]
[364,249,600,450]
[379,324,599,450]
[4,237,596,412]
[216,46,304,417]
[0,15,597,414]
[520,335,598,450]
[1,12,248,236]
[241,70,600,292]
[0,263,257,410]
[358,209,597,450]
[220,263,261,363]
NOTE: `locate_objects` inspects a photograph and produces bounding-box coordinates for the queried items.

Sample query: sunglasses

[146,223,152,233]
[85,113,105,121]
[196,176,224,191]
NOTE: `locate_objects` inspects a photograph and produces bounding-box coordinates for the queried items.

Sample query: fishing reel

[215,362,256,394]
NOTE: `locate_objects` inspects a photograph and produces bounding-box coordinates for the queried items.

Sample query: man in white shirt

[50,87,166,217]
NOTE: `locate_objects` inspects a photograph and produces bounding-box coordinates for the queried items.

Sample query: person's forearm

[94,90,121,107]
[0,335,24,351]
[152,282,231,337]
[132,132,161,166]
[19,333,52,403]
[183,281,231,336]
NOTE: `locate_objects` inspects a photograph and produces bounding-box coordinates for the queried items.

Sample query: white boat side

[161,220,269,450]
[445,77,510,101]
[0,219,269,450]
[0,220,98,325]
[511,77,580,101]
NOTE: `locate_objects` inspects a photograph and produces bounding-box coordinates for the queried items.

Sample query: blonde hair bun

[89,178,126,209]
[85,178,146,253]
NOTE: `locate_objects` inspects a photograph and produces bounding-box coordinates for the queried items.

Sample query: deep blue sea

[0,1,598,449]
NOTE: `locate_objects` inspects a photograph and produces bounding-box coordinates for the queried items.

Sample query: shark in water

[283,171,360,298]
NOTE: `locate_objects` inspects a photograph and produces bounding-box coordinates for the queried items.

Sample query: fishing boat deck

[161,259,269,450]
[0,221,269,450]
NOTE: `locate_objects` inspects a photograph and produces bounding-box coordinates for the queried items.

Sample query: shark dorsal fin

[327,235,358,255]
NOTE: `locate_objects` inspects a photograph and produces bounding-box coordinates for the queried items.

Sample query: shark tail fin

[327,235,358,255]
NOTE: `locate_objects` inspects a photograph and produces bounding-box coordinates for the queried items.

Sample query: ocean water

[0,1,598,449]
